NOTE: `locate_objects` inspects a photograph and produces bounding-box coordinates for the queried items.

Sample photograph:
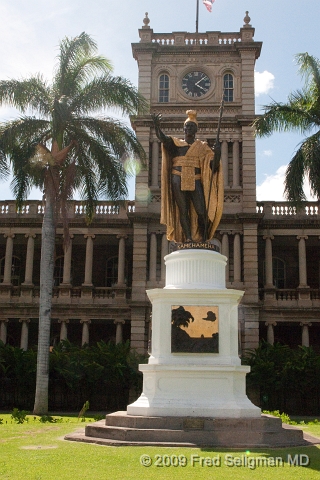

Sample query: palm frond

[97,160,128,201]
[9,142,40,209]
[296,53,320,91]
[0,117,51,152]
[253,102,315,137]
[60,57,113,98]
[0,76,51,115]
[74,144,99,222]
[54,32,112,98]
[287,88,313,111]
[284,147,307,203]
[70,75,148,116]
[0,139,10,181]
[11,172,33,210]
[76,136,128,200]
[254,53,320,138]
[302,131,320,198]
[69,116,145,161]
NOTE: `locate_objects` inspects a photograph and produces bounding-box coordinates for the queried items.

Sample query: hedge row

[2,339,319,415]
[243,341,320,415]
[0,340,145,411]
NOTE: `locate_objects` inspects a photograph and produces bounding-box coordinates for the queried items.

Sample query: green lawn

[1,413,320,480]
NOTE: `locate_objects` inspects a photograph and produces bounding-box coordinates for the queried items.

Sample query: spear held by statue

[204,94,224,241]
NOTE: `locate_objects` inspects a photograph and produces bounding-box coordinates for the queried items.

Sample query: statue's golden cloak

[161,137,224,243]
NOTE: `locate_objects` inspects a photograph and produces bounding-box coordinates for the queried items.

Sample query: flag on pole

[203,0,215,12]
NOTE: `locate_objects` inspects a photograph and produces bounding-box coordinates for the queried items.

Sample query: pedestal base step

[65,412,318,448]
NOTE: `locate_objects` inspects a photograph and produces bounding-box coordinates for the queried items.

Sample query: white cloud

[256,165,287,201]
[257,165,317,201]
[255,70,275,97]
[263,150,273,157]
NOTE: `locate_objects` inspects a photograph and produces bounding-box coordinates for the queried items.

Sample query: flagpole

[196,0,199,33]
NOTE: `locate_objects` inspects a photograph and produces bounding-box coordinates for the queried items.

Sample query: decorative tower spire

[243,11,252,28]
[142,12,150,29]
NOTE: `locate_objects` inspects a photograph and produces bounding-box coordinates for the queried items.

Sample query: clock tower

[130,12,262,354]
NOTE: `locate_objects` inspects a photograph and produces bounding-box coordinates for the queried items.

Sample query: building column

[59,319,69,341]
[149,232,157,282]
[19,318,30,351]
[221,232,230,282]
[297,235,308,287]
[240,305,260,351]
[263,235,274,287]
[0,319,9,344]
[151,140,159,187]
[2,234,15,284]
[221,140,228,187]
[130,307,147,354]
[114,319,125,344]
[81,319,91,346]
[233,232,241,282]
[232,140,240,187]
[300,322,312,347]
[161,233,168,282]
[242,223,259,304]
[23,234,36,285]
[117,235,127,285]
[132,223,148,301]
[62,235,73,285]
[83,234,95,286]
[265,321,277,345]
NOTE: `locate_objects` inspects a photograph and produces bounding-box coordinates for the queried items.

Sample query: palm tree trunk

[33,194,55,415]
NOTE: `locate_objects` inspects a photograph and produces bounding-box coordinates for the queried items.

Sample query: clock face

[182,71,211,97]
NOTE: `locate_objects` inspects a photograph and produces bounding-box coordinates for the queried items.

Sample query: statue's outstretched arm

[151,113,172,146]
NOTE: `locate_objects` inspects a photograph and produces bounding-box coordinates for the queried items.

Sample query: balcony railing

[259,287,320,306]
[0,284,132,303]
[257,201,319,218]
[0,200,135,219]
[150,32,242,46]
[275,289,299,301]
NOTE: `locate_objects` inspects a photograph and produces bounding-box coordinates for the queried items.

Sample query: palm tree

[253,53,320,203]
[0,32,147,415]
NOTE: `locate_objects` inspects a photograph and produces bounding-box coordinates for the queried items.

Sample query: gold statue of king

[152,110,224,243]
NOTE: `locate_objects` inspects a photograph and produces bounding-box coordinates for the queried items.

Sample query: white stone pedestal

[127,249,260,418]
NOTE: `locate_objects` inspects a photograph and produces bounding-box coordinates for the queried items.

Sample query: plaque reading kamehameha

[171,305,219,353]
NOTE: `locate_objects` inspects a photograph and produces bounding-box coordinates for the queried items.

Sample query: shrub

[39,415,63,423]
[11,408,29,424]
[243,341,320,415]
[0,340,145,411]
[263,410,292,424]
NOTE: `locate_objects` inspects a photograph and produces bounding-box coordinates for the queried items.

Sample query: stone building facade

[0,13,320,353]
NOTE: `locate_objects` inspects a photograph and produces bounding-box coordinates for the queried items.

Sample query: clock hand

[195,78,204,87]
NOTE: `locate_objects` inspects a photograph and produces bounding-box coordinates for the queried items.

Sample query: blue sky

[0,0,319,200]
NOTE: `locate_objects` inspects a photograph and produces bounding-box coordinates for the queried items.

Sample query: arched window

[159,74,169,103]
[273,257,286,289]
[53,255,74,286]
[263,257,286,288]
[105,256,129,287]
[223,73,234,102]
[105,256,119,287]
[0,255,21,285]
[54,256,64,286]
